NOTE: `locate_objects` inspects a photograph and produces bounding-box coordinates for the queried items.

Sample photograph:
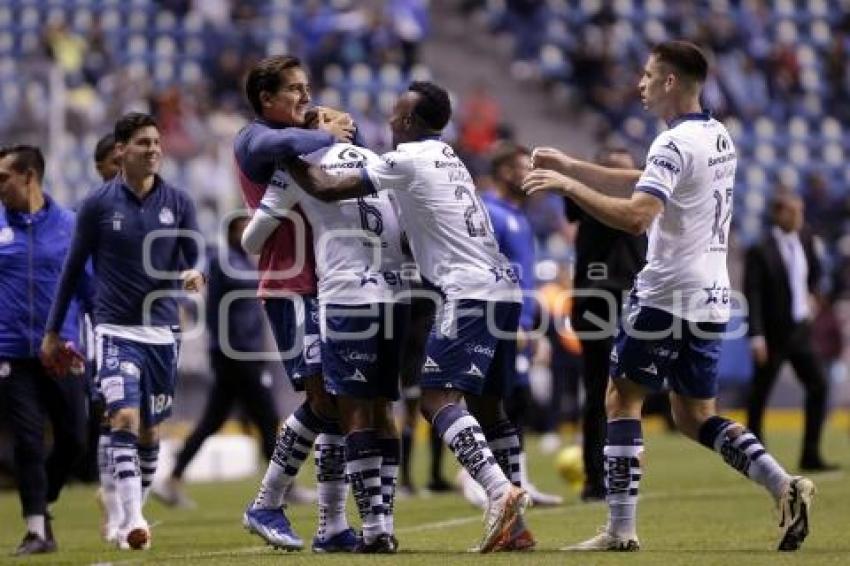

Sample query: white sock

[25,515,45,539]
[112,430,145,528]
[315,433,349,540]
[98,432,124,529]
[379,438,400,534]
[253,405,321,509]
[605,419,643,539]
[699,417,791,500]
[433,404,510,500]
[345,430,386,544]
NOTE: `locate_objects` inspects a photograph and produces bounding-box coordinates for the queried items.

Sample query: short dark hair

[594,145,633,165]
[0,144,45,183]
[408,81,452,131]
[94,133,117,163]
[651,41,708,83]
[245,55,303,115]
[490,142,530,174]
[114,112,158,144]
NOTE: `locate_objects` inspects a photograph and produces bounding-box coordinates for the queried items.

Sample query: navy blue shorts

[610,301,726,399]
[420,300,521,397]
[96,333,179,427]
[264,295,321,391]
[321,302,408,400]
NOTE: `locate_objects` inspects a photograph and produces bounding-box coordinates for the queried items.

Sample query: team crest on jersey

[111,212,124,231]
[0,226,13,245]
[441,145,457,159]
[159,206,175,225]
[338,147,367,161]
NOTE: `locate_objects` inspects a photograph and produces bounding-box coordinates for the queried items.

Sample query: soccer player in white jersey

[242,143,409,552]
[285,82,533,553]
[524,40,814,552]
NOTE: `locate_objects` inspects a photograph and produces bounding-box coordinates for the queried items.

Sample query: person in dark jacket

[153,215,279,507]
[565,147,646,501]
[744,189,836,471]
[0,145,91,556]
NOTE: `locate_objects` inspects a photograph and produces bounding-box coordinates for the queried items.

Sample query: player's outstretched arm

[523,169,662,235]
[286,157,373,202]
[532,147,641,198]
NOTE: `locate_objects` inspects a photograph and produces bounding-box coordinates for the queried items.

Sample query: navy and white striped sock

[138,443,159,503]
[605,419,643,539]
[433,404,509,500]
[315,426,349,542]
[253,402,323,510]
[345,429,385,543]
[484,420,522,487]
[379,437,400,534]
[699,416,790,499]
[112,429,144,526]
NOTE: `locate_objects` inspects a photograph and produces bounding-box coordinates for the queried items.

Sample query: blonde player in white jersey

[284,82,534,553]
[524,40,814,553]
[242,142,410,553]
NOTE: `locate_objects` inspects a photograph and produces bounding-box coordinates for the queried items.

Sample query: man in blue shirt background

[477,142,563,507]
[43,113,205,551]
[0,145,91,556]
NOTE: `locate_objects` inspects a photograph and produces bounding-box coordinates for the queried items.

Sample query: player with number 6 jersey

[284,81,533,553]
[243,142,409,552]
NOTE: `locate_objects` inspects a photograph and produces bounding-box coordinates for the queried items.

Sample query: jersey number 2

[455,186,492,238]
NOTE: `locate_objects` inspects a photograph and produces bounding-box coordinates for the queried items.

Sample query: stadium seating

[0,0,431,201]
[480,0,849,245]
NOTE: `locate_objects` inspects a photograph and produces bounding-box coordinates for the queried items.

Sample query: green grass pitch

[1,425,848,565]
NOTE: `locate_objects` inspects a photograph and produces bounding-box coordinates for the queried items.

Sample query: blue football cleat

[312,528,359,553]
[242,506,304,551]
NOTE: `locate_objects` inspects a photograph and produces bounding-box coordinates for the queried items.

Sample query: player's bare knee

[305,383,337,421]
[110,408,139,434]
[420,389,463,423]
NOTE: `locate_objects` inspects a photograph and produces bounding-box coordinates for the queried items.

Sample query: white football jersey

[363,139,520,302]
[261,144,410,305]
[633,112,736,323]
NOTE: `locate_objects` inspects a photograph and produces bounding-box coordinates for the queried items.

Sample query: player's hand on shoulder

[181,269,206,293]
[311,106,355,143]
[531,147,576,173]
